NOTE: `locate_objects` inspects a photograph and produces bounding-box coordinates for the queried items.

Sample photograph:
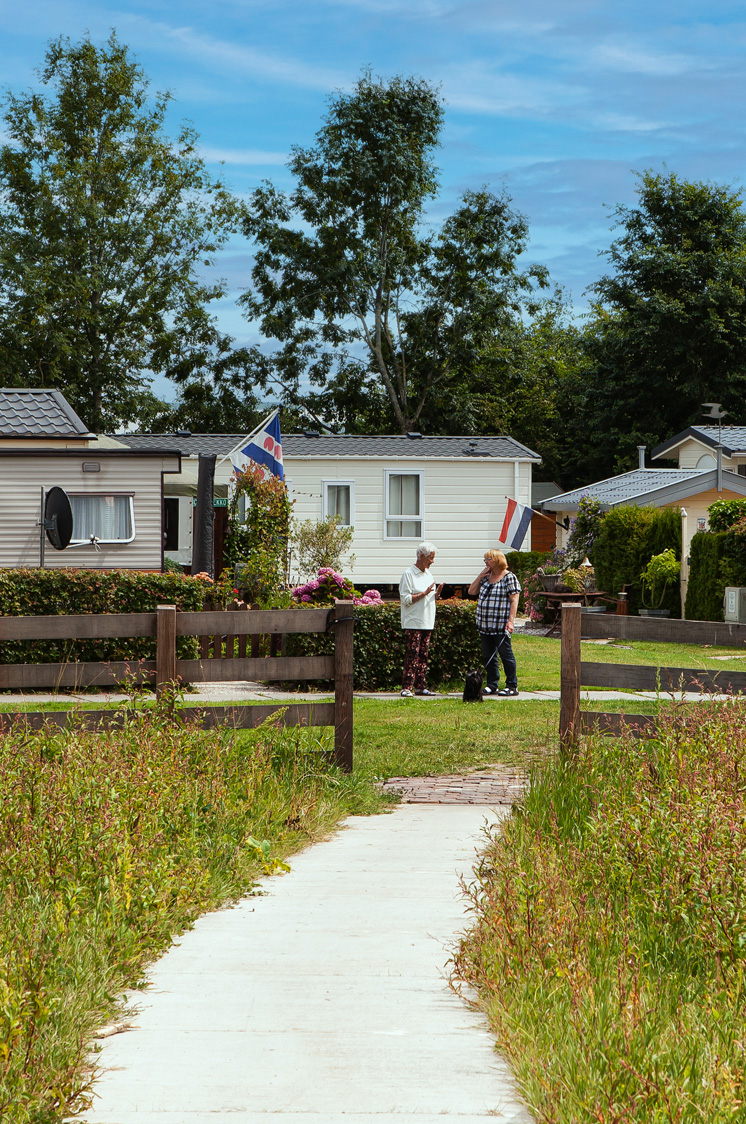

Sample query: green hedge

[592,506,682,616]
[505,550,550,611]
[0,569,206,664]
[684,531,746,621]
[287,600,483,691]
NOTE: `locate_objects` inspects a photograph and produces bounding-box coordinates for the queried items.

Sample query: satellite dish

[44,487,73,550]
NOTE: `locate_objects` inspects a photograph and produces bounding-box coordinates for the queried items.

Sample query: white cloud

[200,146,288,165]
[155,23,350,92]
[592,41,696,77]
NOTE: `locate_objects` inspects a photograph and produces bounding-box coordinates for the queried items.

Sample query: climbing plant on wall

[225,462,292,605]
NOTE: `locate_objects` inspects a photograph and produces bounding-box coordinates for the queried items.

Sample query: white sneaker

[400,688,414,697]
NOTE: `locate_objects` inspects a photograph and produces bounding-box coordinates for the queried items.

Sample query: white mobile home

[0,389,180,570]
[116,432,540,586]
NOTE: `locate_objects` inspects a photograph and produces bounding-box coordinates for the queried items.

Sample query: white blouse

[399,563,438,630]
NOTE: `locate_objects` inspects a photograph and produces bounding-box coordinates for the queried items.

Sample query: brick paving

[379,766,528,805]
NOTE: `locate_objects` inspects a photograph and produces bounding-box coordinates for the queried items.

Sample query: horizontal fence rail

[560,602,746,744]
[0,603,354,771]
[580,662,746,694]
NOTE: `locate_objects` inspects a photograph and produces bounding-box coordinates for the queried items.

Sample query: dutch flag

[498,498,533,550]
[228,409,284,481]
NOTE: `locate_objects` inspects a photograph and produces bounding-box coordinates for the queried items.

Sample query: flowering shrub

[523,571,550,624]
[292,568,360,604]
[226,460,292,603]
[354,589,384,607]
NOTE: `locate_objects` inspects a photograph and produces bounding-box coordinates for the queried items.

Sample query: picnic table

[540,590,609,637]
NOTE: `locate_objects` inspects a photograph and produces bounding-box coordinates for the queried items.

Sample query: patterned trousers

[402,629,432,691]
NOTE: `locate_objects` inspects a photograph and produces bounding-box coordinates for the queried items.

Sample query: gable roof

[114,432,541,461]
[539,467,746,512]
[652,425,746,460]
[0,388,93,438]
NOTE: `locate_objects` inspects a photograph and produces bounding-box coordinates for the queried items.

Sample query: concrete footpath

[83,804,533,1123]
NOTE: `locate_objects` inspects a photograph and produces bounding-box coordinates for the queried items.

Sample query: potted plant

[639,549,680,617]
[537,549,566,592]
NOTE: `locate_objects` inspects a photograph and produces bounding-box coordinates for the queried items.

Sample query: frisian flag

[498,498,534,550]
[229,409,284,480]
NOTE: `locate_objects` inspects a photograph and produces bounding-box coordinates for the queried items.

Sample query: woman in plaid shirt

[468,549,520,696]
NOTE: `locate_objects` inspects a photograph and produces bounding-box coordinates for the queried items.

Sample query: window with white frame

[323,480,354,526]
[385,471,423,538]
[69,494,135,544]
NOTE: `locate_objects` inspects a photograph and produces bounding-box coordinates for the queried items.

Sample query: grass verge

[454,701,746,1121]
[0,706,386,1122]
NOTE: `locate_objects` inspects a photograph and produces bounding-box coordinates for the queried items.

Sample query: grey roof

[653,425,746,460]
[113,432,541,461]
[0,388,93,438]
[532,481,562,505]
[540,468,714,511]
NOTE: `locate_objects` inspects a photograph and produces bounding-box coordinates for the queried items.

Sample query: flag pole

[217,408,278,469]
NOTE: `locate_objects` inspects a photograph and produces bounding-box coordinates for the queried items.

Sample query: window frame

[322,479,355,527]
[383,469,424,540]
[68,492,136,545]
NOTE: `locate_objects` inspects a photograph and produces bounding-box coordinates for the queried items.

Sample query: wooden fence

[0,602,354,771]
[559,602,746,743]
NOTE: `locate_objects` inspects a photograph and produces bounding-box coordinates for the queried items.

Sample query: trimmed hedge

[0,569,206,664]
[286,599,483,691]
[592,506,682,617]
[684,531,746,621]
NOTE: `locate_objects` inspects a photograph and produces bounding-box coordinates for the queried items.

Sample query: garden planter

[581,605,607,613]
[539,573,562,591]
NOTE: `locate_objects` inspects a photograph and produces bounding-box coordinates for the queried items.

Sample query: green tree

[573,170,746,483]
[241,73,548,433]
[0,33,242,431]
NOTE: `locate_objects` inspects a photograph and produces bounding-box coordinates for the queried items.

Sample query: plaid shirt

[475,571,521,634]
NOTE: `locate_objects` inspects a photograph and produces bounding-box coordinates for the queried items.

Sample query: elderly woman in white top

[399,541,444,697]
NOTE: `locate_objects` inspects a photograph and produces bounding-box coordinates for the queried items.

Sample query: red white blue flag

[229,409,284,480]
[498,498,533,550]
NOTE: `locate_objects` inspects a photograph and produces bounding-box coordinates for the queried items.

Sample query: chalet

[0,388,180,570]
[538,444,746,612]
[114,432,541,586]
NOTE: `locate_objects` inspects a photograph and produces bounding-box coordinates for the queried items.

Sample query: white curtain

[70,495,133,542]
[387,475,421,537]
[327,484,351,525]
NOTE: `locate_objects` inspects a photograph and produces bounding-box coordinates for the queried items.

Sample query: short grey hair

[416,541,437,558]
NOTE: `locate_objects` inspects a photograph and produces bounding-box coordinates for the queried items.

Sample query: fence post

[332,600,354,772]
[156,604,177,707]
[559,602,581,746]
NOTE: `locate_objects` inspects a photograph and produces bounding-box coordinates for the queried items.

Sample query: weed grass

[0,707,385,1122]
[454,702,746,1121]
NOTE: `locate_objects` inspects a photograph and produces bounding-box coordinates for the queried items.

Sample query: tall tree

[241,73,548,433]
[0,33,242,431]
[574,170,746,483]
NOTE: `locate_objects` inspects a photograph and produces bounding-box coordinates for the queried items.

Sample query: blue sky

[3,1,746,397]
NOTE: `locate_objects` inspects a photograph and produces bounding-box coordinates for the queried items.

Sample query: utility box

[723,587,746,623]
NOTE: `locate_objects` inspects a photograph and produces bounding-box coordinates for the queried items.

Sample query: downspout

[717,446,723,493]
[680,507,688,620]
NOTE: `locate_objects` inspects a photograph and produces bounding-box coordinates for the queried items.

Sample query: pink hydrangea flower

[301,594,312,602]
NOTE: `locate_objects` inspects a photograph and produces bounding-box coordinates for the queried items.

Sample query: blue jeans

[480,632,518,692]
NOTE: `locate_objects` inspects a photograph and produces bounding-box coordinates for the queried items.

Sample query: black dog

[463,670,484,703]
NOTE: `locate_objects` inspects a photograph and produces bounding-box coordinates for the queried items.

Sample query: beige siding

[0,454,178,570]
[285,456,534,584]
[675,439,739,471]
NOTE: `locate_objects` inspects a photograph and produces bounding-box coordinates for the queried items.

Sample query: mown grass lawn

[507,631,746,692]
